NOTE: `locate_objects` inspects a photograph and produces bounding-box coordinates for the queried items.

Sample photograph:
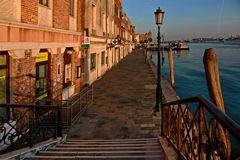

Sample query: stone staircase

[25,138,166,160]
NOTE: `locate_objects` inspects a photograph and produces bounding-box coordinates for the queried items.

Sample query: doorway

[35,50,49,102]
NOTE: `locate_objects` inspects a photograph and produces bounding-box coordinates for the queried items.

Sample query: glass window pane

[65,64,72,83]
[70,0,74,16]
[39,0,48,6]
[39,65,46,78]
[0,55,6,65]
[36,64,47,97]
[101,52,105,65]
[91,53,96,70]
[0,69,6,103]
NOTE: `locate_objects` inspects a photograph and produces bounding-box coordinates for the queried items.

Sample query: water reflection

[150,49,190,64]
[173,50,189,59]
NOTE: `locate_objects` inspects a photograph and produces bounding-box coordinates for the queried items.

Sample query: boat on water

[146,42,189,51]
[169,42,189,50]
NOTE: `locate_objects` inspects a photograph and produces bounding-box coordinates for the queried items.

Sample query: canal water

[151,43,240,156]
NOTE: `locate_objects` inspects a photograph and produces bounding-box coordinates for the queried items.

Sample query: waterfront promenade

[67,49,161,139]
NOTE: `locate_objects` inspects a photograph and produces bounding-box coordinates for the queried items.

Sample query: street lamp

[154,7,164,112]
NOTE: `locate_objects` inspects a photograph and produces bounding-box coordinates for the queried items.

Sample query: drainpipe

[84,29,89,85]
[106,0,109,68]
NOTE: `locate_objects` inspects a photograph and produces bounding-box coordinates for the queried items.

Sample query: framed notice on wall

[77,66,81,79]
[57,63,61,76]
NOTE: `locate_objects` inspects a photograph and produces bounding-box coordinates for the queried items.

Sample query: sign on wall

[36,52,48,62]
[81,36,90,49]
[81,36,90,44]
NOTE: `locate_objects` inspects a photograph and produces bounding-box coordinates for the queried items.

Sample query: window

[63,49,72,88]
[65,64,72,83]
[0,52,9,108]
[0,53,8,108]
[70,0,74,16]
[90,53,96,70]
[92,4,96,29]
[101,51,105,65]
[107,16,109,35]
[39,0,49,7]
[0,55,6,65]
[115,4,118,16]
[102,13,106,33]
[112,20,114,35]
[36,64,47,98]
[35,51,49,101]
[77,66,81,78]
[106,53,108,66]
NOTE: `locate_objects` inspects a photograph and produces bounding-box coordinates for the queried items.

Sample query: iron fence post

[161,104,164,136]
[54,111,57,139]
[28,117,33,147]
[57,107,62,137]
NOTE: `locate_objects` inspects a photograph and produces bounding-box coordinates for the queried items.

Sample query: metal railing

[60,85,93,127]
[33,85,93,128]
[162,95,240,160]
[0,74,93,154]
[0,104,62,154]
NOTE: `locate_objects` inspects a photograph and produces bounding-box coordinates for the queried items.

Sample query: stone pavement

[67,49,161,139]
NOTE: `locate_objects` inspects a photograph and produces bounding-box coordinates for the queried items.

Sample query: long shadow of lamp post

[154,7,164,112]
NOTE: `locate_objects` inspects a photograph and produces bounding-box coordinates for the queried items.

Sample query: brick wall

[72,49,84,93]
[77,0,85,32]
[21,0,38,24]
[53,0,69,30]
[50,49,64,100]
[13,50,35,104]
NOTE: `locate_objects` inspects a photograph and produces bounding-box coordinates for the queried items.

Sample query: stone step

[64,141,157,145]
[26,155,164,160]
[50,146,161,151]
[66,140,157,144]
[37,150,163,156]
[67,138,158,142]
[25,138,166,160]
[56,143,159,148]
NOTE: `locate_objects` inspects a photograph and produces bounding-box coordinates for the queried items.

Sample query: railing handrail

[41,85,93,104]
[0,103,60,109]
[163,95,240,142]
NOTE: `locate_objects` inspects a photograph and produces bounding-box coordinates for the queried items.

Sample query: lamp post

[154,7,164,112]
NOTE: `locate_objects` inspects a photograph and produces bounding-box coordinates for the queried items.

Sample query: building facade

[0,0,85,115]
[136,31,152,44]
[84,0,135,84]
[0,0,136,114]
[121,12,135,58]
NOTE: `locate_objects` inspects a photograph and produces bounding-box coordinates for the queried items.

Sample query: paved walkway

[67,49,160,139]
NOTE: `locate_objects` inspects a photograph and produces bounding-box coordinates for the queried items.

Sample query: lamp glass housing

[154,7,164,25]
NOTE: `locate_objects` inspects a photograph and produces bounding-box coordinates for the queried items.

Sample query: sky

[122,0,240,41]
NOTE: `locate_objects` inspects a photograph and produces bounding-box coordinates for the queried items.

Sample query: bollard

[168,48,175,88]
[203,48,231,159]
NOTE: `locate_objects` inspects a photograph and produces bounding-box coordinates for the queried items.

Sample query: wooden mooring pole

[161,47,165,60]
[203,48,224,112]
[168,48,175,88]
[203,48,231,159]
